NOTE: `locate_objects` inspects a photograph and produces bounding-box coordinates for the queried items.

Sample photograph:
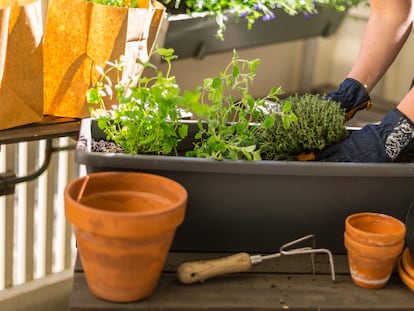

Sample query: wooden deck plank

[70,272,414,310]
[70,252,414,310]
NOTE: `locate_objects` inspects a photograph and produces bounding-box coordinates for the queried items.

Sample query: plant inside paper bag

[84,0,140,7]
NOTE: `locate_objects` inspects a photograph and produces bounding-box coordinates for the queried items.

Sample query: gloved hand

[327,78,372,121]
[299,108,414,162]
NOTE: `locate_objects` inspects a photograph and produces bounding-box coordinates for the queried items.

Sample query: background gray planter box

[164,6,347,59]
[76,118,414,254]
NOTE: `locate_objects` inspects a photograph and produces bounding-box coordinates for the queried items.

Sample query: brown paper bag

[43,0,166,118]
[0,0,43,130]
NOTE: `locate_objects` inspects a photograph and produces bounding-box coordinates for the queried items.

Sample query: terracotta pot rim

[345,212,406,239]
[65,171,188,237]
[65,171,188,218]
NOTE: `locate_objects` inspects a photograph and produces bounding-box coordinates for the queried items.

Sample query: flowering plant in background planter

[161,0,367,39]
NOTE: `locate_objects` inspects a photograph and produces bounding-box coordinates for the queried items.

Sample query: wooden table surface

[0,116,80,145]
[70,251,414,310]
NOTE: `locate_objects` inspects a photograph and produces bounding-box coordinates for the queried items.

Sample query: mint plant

[185,50,296,161]
[86,47,197,155]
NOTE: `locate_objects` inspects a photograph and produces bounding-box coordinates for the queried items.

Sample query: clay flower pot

[65,171,187,302]
[344,212,406,289]
[398,247,414,291]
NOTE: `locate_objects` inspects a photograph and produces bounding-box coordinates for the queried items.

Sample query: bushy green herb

[87,47,198,155]
[84,0,139,7]
[185,50,296,161]
[164,0,366,39]
[258,93,347,160]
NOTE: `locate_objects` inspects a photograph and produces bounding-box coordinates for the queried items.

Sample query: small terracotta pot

[65,172,187,302]
[344,212,405,289]
[345,212,406,246]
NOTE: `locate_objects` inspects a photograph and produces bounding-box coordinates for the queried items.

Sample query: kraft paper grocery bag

[43,0,166,118]
[0,0,43,130]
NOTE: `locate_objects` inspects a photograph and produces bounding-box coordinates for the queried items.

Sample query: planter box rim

[76,118,414,178]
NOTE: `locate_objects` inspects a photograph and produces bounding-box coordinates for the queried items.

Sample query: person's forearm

[347,0,413,92]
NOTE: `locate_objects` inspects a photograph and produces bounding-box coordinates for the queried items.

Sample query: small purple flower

[303,13,310,19]
[262,12,275,21]
[239,11,248,18]
[253,4,261,10]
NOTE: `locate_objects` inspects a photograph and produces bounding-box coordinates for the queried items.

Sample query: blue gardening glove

[302,108,414,162]
[327,78,372,121]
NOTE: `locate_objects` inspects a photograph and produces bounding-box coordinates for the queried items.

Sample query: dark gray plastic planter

[164,5,347,59]
[76,118,414,254]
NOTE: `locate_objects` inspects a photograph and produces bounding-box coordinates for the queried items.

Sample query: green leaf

[282,114,290,129]
[156,47,175,61]
[282,101,292,113]
[232,65,240,77]
[248,59,260,73]
[244,145,256,152]
[86,89,101,104]
[139,134,156,146]
[242,151,252,161]
[253,151,262,161]
[290,113,298,123]
[212,77,222,89]
[229,149,239,160]
[178,124,188,139]
[214,142,227,152]
[263,115,275,128]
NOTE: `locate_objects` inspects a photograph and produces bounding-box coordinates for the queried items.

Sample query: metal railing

[0,138,80,291]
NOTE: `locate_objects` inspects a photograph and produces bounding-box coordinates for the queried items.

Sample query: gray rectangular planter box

[76,118,414,254]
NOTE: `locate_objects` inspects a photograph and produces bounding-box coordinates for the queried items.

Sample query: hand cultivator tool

[177,234,335,284]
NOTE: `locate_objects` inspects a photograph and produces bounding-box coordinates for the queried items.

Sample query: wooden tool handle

[177,252,252,284]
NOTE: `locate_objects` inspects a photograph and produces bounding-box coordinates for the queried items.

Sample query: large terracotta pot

[344,212,405,289]
[65,171,187,302]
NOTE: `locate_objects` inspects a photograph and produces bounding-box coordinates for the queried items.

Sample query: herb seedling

[185,50,296,161]
[87,47,197,155]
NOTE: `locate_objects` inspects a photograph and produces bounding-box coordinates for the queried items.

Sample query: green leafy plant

[84,0,139,7]
[86,47,198,155]
[185,50,296,161]
[88,49,347,162]
[257,93,347,160]
[163,0,367,39]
